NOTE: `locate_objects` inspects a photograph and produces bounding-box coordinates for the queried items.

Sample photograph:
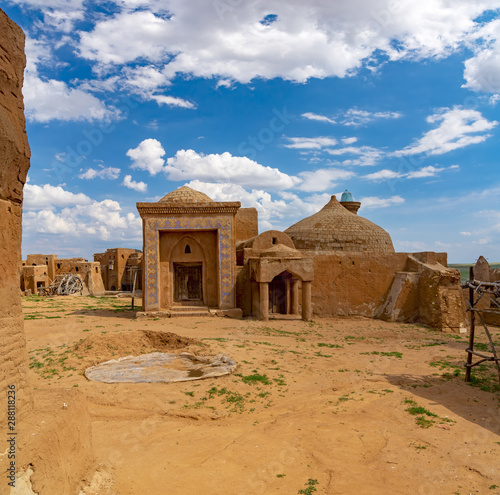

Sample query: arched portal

[269,271,295,315]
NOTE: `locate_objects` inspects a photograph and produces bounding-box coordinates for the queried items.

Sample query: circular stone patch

[85,352,236,383]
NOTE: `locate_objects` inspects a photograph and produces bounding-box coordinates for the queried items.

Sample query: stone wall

[0,9,33,432]
[0,10,95,493]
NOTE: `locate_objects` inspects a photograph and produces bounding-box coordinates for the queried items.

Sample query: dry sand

[22,295,500,495]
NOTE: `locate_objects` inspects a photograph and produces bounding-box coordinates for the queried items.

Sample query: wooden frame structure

[463,267,500,385]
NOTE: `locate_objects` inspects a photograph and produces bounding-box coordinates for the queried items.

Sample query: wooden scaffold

[462,267,500,385]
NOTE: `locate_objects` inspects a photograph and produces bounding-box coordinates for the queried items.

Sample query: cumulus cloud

[122,174,147,192]
[23,190,141,242]
[23,38,119,123]
[463,19,500,93]
[284,137,338,149]
[73,1,500,86]
[24,184,92,210]
[185,180,330,230]
[165,149,300,190]
[78,167,120,180]
[296,168,356,192]
[394,106,498,156]
[126,138,166,175]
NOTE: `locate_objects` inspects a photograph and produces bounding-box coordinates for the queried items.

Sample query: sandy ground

[22,295,500,495]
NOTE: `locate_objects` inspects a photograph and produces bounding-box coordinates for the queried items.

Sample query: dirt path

[23,295,500,495]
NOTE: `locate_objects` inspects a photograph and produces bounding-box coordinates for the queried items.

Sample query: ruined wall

[22,265,50,294]
[235,207,258,243]
[308,252,409,317]
[94,248,139,290]
[299,250,464,332]
[0,12,95,493]
[25,254,57,280]
[0,10,33,434]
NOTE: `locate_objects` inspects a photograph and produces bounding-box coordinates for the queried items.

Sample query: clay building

[21,254,105,296]
[94,247,142,291]
[138,186,465,332]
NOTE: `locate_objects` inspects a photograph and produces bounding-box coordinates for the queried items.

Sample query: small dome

[158,186,213,203]
[285,195,394,253]
[340,189,353,202]
[259,244,302,258]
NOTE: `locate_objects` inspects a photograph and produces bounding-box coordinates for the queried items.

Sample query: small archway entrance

[269,271,295,315]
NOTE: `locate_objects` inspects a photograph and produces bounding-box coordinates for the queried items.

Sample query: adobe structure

[20,254,105,296]
[1,9,94,493]
[94,247,143,291]
[138,186,466,332]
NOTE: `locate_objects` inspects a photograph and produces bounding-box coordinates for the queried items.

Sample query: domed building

[286,195,394,254]
[158,186,214,203]
[137,185,465,332]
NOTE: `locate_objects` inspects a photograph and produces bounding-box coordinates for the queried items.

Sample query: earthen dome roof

[285,195,394,253]
[259,244,302,258]
[158,186,214,203]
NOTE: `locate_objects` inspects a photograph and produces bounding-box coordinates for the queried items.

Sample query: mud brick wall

[0,8,33,426]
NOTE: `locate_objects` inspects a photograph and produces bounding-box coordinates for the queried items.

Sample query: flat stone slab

[85,352,236,383]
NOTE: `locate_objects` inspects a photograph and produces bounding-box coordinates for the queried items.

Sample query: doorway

[174,263,203,302]
[269,273,287,314]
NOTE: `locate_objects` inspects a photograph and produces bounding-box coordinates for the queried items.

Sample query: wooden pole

[465,266,475,382]
[131,268,138,310]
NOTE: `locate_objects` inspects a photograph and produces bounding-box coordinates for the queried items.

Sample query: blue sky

[4,0,500,262]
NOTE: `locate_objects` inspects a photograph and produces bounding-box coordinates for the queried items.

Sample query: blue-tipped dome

[340,189,353,202]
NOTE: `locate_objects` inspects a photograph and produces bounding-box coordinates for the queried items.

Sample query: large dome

[158,186,213,203]
[285,195,394,253]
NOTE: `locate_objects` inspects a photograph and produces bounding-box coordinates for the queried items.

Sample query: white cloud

[363,164,459,181]
[122,174,147,192]
[126,138,166,175]
[394,106,498,156]
[165,149,300,190]
[75,1,500,86]
[296,168,356,192]
[78,167,120,180]
[23,38,119,123]
[24,197,141,240]
[326,146,383,166]
[151,94,196,109]
[341,137,358,145]
[360,195,405,209]
[460,231,472,236]
[185,180,330,230]
[24,184,92,210]
[284,137,338,149]
[406,165,448,179]
[363,169,402,181]
[463,19,500,93]
[490,94,500,106]
[340,108,402,126]
[302,112,336,124]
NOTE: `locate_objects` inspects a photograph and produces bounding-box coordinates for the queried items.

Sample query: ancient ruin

[21,254,105,296]
[137,186,466,332]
